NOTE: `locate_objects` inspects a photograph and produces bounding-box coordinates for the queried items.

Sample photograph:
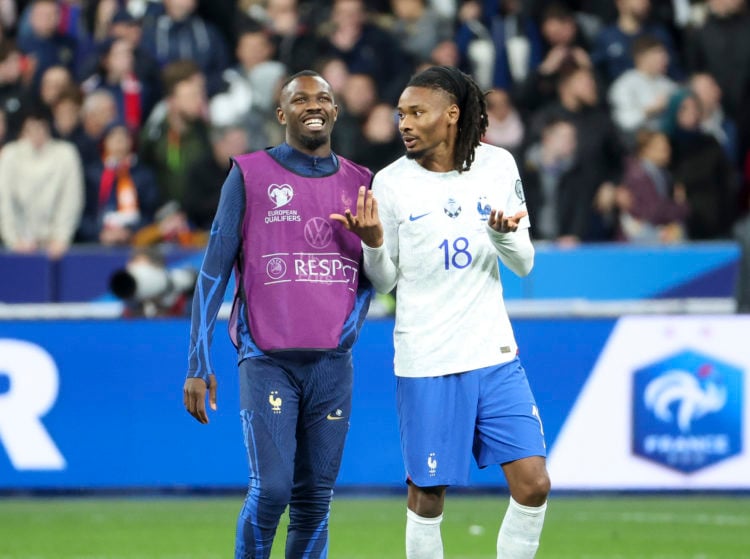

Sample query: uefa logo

[632,349,744,473]
[267,183,294,208]
[266,257,287,280]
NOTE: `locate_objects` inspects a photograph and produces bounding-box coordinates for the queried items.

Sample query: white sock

[497,496,547,559]
[406,508,444,559]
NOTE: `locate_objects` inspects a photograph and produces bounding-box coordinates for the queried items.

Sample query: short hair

[406,65,488,172]
[632,34,664,59]
[161,60,202,97]
[279,70,326,95]
[0,39,18,63]
[54,85,84,107]
[542,1,574,21]
[21,102,53,125]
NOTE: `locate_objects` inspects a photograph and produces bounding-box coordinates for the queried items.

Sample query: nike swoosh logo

[409,212,431,221]
[326,414,346,421]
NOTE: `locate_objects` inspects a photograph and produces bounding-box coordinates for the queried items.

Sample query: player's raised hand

[330,186,384,248]
[488,209,527,233]
[183,374,217,424]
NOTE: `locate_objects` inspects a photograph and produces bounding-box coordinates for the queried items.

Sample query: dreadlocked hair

[407,66,488,172]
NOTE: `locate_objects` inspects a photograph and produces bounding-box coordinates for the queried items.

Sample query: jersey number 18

[438,237,472,270]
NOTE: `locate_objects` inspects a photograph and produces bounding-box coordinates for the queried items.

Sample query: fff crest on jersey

[443,198,461,218]
[268,183,294,208]
[476,196,491,221]
[632,349,743,473]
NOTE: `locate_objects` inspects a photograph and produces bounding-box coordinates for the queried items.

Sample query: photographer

[109,248,197,317]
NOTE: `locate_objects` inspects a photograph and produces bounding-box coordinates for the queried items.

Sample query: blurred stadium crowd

[0,0,749,260]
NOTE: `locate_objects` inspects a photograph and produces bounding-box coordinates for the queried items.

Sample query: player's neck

[416,142,456,173]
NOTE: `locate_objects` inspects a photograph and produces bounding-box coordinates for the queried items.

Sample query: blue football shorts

[396,357,547,487]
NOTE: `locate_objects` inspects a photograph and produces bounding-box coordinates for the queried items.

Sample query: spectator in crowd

[51,85,84,141]
[209,21,286,151]
[618,128,689,243]
[17,0,78,90]
[531,64,626,241]
[455,0,544,93]
[139,60,211,210]
[37,64,74,109]
[261,0,323,74]
[663,88,737,240]
[386,0,453,66]
[77,121,159,245]
[483,87,525,155]
[81,37,155,133]
[685,0,750,128]
[349,102,403,172]
[318,55,350,98]
[77,88,118,164]
[104,8,162,93]
[0,39,32,140]
[0,105,83,258]
[591,0,681,85]
[689,72,741,167]
[139,0,230,96]
[89,0,120,43]
[518,2,592,113]
[183,125,249,231]
[319,0,412,104]
[331,72,379,160]
[608,34,677,144]
[522,116,587,244]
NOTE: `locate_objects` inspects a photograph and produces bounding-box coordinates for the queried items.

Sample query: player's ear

[447,104,459,125]
[276,106,286,125]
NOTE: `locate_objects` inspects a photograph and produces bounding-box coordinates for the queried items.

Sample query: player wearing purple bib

[183,71,372,559]
[333,66,550,559]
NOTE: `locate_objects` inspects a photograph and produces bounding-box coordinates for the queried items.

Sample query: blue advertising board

[0,242,741,303]
[1,316,748,491]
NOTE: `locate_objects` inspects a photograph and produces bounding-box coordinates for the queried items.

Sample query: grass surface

[0,494,748,558]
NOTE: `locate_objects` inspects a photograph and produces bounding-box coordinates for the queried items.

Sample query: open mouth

[402,135,417,149]
[303,116,325,131]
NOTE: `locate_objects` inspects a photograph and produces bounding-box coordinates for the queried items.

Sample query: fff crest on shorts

[632,349,743,473]
[443,197,461,218]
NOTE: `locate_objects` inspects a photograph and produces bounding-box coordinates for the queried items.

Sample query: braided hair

[406,66,488,172]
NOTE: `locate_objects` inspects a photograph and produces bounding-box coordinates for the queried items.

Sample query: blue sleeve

[186,165,244,381]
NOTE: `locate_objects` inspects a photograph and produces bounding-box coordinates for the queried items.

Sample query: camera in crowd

[109,248,198,318]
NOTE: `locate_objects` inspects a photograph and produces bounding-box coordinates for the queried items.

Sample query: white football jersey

[371,143,531,377]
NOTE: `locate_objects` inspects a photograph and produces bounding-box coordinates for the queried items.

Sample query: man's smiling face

[277,75,338,155]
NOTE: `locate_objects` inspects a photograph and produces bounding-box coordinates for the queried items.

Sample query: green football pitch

[0,494,748,559]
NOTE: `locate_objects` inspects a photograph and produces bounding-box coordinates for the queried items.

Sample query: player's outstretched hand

[183,374,217,424]
[488,209,527,233]
[330,186,384,248]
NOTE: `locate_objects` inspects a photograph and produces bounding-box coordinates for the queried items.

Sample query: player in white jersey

[332,66,550,559]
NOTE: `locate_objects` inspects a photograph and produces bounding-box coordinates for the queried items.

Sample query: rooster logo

[427,452,437,477]
[269,391,282,414]
[643,369,726,433]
